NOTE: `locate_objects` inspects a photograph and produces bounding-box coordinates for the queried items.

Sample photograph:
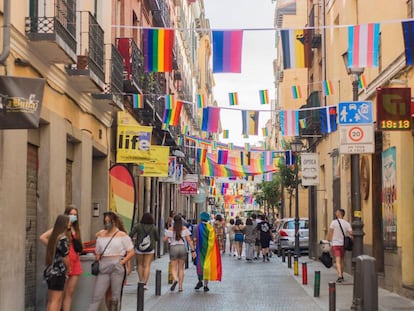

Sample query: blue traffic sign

[338,101,373,125]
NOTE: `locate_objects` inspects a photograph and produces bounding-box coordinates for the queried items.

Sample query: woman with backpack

[130,212,159,290]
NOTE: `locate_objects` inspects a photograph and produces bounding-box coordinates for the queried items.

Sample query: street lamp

[291,138,303,256]
[342,52,365,309]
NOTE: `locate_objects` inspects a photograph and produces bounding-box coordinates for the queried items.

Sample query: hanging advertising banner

[180,174,198,194]
[138,145,170,177]
[377,87,411,131]
[116,122,153,163]
[159,156,177,183]
[109,164,136,232]
[0,76,45,129]
[382,147,397,250]
[301,153,319,186]
[175,164,183,184]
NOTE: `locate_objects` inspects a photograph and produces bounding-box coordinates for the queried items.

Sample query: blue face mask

[69,215,77,223]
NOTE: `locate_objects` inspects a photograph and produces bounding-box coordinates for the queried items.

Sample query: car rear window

[283,220,309,229]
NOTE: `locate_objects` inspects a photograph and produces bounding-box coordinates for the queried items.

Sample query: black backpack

[137,227,153,252]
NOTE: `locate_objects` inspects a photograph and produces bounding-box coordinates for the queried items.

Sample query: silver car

[273,218,309,253]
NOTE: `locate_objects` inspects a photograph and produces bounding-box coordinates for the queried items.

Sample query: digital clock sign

[377,87,412,131]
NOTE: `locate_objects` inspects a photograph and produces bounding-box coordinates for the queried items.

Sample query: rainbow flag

[217,150,228,165]
[291,85,302,99]
[348,23,380,68]
[177,136,183,146]
[195,222,222,281]
[182,125,189,135]
[262,127,269,137]
[358,74,367,89]
[222,129,229,139]
[228,143,234,150]
[212,30,243,73]
[201,107,220,133]
[259,89,269,105]
[244,143,250,151]
[165,95,173,109]
[143,28,174,72]
[197,94,206,108]
[132,94,144,108]
[162,100,183,127]
[228,92,239,106]
[322,80,333,96]
[196,148,207,163]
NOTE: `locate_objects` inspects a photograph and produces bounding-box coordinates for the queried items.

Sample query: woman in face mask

[87,212,134,311]
[39,205,83,311]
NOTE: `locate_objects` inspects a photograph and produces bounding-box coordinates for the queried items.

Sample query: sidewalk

[119,252,414,311]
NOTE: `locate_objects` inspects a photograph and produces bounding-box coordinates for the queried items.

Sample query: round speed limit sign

[348,126,364,142]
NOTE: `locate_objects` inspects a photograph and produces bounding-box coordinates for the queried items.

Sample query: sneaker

[254,257,258,260]
[203,285,210,292]
[266,256,270,262]
[194,281,203,290]
[336,277,344,283]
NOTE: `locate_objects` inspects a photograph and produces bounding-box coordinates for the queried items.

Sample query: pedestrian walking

[243,218,256,261]
[163,215,196,292]
[327,208,352,283]
[40,205,83,311]
[42,215,71,311]
[233,218,245,259]
[256,215,273,262]
[87,212,134,311]
[129,212,159,290]
[214,214,226,254]
[227,219,235,256]
[251,213,261,260]
[193,212,222,292]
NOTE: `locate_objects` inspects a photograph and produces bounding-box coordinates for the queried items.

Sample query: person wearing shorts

[327,209,352,283]
[164,215,196,292]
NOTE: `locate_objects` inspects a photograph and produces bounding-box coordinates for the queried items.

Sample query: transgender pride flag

[212,30,243,73]
[348,23,380,68]
[280,110,299,137]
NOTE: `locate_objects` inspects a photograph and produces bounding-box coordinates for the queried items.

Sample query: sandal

[170,280,178,291]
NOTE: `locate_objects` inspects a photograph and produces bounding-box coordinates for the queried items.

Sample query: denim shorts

[47,275,66,291]
[169,244,187,260]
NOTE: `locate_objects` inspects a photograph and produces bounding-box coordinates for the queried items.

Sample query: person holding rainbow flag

[193,212,222,292]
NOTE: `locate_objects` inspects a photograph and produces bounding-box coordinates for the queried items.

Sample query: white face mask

[69,215,77,223]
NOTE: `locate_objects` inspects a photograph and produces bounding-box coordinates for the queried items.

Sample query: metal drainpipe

[0,0,10,65]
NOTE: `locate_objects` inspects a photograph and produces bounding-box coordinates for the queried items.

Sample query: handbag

[91,230,119,276]
[337,219,353,251]
[319,252,333,268]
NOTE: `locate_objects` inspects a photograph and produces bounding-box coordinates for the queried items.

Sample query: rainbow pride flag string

[132,94,144,108]
[197,94,206,108]
[143,28,174,72]
[322,80,333,96]
[222,129,229,139]
[262,127,269,137]
[291,85,302,99]
[165,95,173,109]
[259,89,269,105]
[358,74,367,89]
[195,222,222,281]
[228,92,239,106]
[196,148,207,163]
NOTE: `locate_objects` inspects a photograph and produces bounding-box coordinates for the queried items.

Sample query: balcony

[152,0,171,27]
[116,38,145,93]
[25,0,77,64]
[66,11,105,93]
[299,91,322,136]
[91,45,124,112]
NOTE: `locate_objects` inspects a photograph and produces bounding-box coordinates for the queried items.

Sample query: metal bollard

[287,250,292,268]
[281,248,286,262]
[329,282,336,311]
[168,261,173,284]
[293,255,299,276]
[155,270,161,296]
[302,262,308,284]
[185,252,189,269]
[314,271,320,297]
[137,282,145,311]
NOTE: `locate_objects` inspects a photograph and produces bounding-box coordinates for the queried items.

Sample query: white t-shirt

[329,218,352,246]
[165,227,191,246]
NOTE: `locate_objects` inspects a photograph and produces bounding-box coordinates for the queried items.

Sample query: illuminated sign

[377,87,411,131]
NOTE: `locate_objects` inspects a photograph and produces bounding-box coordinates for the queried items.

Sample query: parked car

[272,218,309,254]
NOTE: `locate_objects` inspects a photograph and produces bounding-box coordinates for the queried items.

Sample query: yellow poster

[139,145,170,177]
[116,123,153,163]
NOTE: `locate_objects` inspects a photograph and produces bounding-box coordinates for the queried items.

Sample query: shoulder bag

[91,230,119,275]
[337,219,353,251]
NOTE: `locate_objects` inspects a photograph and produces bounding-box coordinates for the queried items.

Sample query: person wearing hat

[193,212,222,292]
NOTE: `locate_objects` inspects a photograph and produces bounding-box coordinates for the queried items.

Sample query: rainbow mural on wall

[109,164,136,232]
